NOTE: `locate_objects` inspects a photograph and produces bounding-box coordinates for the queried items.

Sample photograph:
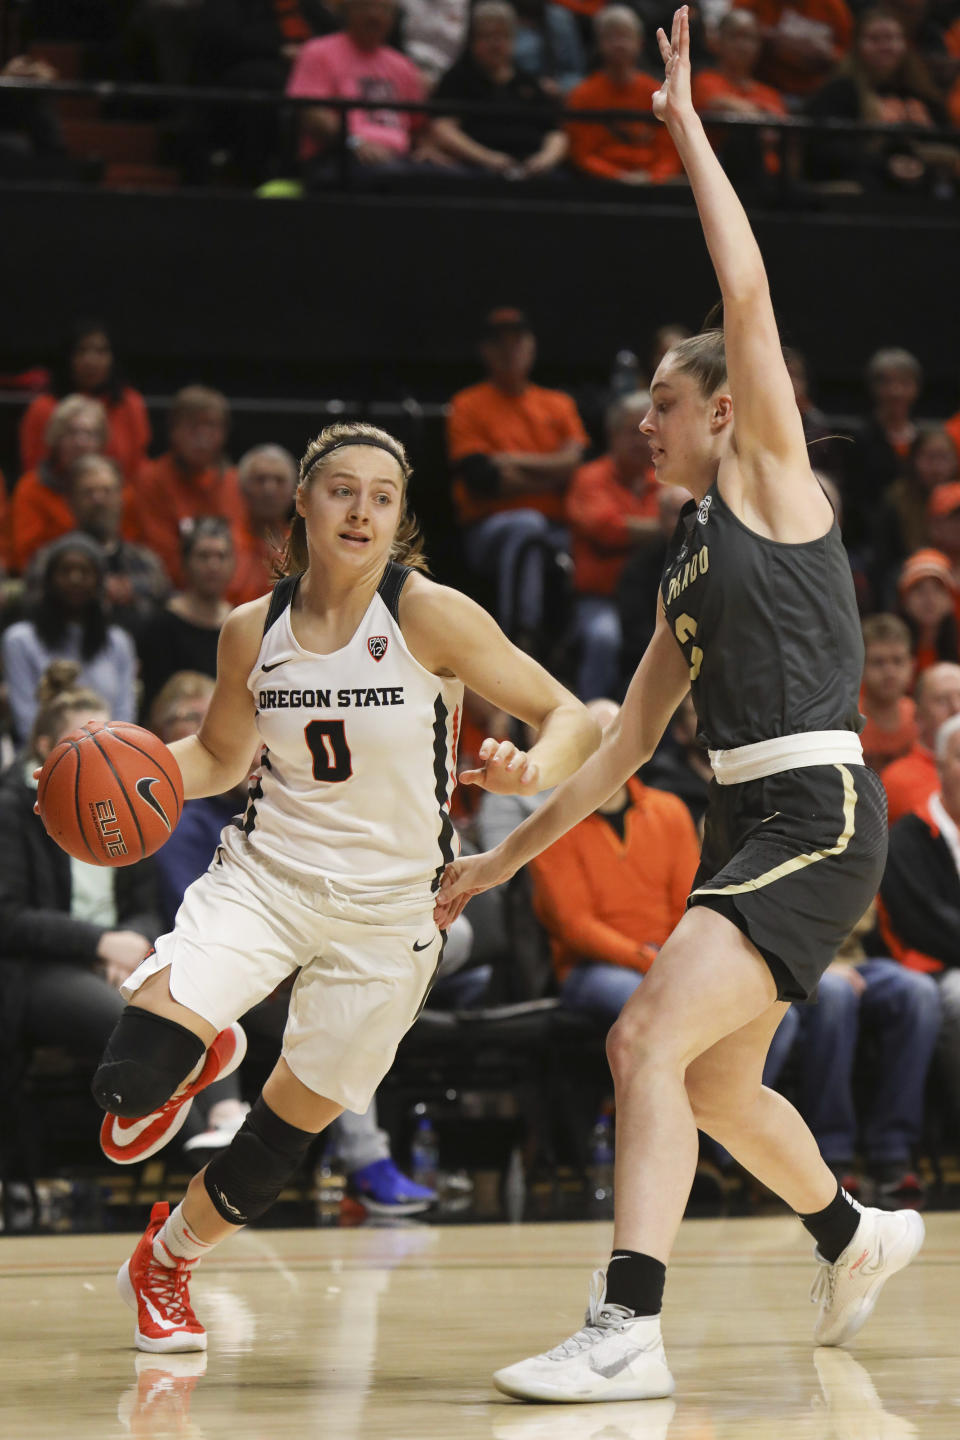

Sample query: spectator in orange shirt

[566,391,662,699]
[229,444,298,605]
[692,10,787,183]
[897,547,959,678]
[882,658,960,826]
[734,0,853,98]
[11,395,107,574]
[137,386,245,590]
[859,613,917,771]
[19,322,150,484]
[447,306,588,640]
[528,698,700,1023]
[566,6,682,184]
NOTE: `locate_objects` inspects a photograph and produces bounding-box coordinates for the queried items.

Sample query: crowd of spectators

[3,299,960,1210]
[5,0,960,197]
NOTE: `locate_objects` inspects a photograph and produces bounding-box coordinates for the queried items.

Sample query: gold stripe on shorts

[693,763,857,899]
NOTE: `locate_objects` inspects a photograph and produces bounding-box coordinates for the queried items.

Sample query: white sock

[153,1203,216,1268]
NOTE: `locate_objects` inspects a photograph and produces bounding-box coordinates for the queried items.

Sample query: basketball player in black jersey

[437,6,924,1403]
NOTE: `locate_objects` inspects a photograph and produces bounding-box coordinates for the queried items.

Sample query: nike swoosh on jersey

[261,658,289,673]
[588,1347,647,1379]
[135,776,173,831]
[412,937,434,952]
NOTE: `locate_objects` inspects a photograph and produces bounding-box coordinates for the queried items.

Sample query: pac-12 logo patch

[368,636,388,661]
[697,495,712,525]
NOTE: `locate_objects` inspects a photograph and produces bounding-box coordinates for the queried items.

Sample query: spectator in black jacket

[430,1,568,179]
[805,8,953,193]
[197,0,339,90]
[137,517,235,721]
[0,661,243,1148]
[880,711,960,1131]
[842,347,923,554]
[194,0,340,180]
[641,692,713,830]
[0,663,159,1088]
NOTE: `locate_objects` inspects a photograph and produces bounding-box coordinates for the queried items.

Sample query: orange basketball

[37,720,184,867]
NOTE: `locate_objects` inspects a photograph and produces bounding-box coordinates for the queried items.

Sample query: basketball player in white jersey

[90,420,599,1353]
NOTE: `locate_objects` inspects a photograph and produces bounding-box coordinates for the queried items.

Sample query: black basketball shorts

[688,762,888,1002]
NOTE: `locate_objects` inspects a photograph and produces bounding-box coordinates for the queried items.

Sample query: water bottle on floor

[587,1105,615,1218]
[410,1109,439,1191]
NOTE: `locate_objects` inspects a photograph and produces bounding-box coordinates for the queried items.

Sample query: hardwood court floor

[1,1213,957,1439]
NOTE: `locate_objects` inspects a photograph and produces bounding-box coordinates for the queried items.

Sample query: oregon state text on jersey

[660,484,864,751]
[240,564,463,895]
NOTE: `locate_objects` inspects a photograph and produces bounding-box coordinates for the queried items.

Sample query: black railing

[1,74,957,195]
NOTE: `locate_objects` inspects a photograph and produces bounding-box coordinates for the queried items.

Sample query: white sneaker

[493,1270,675,1404]
[811,1205,925,1346]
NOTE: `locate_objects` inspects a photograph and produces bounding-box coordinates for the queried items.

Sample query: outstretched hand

[459,736,540,795]
[434,850,514,929]
[653,6,694,126]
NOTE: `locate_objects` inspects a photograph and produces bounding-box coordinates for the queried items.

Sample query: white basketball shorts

[121,827,443,1113]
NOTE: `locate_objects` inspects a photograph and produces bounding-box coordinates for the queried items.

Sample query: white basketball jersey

[240,564,463,895]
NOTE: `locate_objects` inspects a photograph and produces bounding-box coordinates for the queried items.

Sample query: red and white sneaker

[118,1202,208,1353]
[101,1023,247,1165]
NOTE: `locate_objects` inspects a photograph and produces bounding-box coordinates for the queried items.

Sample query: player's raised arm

[654,8,814,504]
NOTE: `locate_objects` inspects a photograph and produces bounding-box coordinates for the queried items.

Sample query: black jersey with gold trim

[659,483,864,751]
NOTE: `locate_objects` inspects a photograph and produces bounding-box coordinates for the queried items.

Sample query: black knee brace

[92,1009,206,1117]
[203,1097,316,1226]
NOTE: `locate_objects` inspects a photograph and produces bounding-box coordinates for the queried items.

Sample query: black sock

[798,1182,861,1264]
[604,1250,666,1316]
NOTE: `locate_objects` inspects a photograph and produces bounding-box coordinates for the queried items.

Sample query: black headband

[303,437,403,481]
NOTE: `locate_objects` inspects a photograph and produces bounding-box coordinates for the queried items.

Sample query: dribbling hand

[459,737,540,795]
[653,6,694,126]
[434,850,514,929]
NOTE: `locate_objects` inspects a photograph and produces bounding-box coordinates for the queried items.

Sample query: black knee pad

[204,1097,316,1226]
[92,1008,206,1117]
